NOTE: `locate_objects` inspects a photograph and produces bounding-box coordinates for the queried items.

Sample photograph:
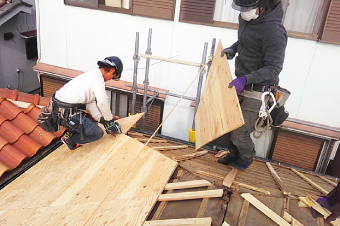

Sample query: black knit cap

[232,0,268,11]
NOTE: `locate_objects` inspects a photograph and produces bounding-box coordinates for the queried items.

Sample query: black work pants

[228,96,262,161]
[67,114,104,146]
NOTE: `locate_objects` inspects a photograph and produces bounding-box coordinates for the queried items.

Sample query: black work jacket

[231,2,287,86]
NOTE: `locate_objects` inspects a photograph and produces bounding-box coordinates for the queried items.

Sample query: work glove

[99,117,122,135]
[221,47,236,60]
[229,76,247,93]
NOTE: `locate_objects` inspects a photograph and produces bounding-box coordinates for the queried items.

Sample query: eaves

[0,0,32,27]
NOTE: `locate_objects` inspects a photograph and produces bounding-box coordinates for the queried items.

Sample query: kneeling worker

[41,56,123,151]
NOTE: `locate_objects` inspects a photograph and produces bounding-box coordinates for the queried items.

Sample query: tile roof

[0,88,64,178]
[0,0,32,26]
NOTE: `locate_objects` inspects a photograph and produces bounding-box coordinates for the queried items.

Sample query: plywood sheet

[0,114,177,226]
[195,40,244,150]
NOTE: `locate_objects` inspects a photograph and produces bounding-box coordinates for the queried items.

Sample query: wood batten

[143,217,212,226]
[241,193,291,226]
[223,168,238,188]
[164,180,212,190]
[158,189,223,202]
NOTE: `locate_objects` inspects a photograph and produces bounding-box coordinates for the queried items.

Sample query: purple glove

[229,76,247,93]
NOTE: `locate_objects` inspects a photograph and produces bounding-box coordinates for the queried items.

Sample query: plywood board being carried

[0,113,177,226]
[195,40,244,150]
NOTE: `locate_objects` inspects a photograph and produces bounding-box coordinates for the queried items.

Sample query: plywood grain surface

[195,40,244,150]
[0,114,177,226]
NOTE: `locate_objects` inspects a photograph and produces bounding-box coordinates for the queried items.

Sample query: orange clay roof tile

[11,112,38,134]
[28,127,55,147]
[0,137,8,150]
[0,88,64,177]
[0,99,22,120]
[0,144,26,169]
[0,121,24,144]
[12,136,43,157]
[0,114,6,126]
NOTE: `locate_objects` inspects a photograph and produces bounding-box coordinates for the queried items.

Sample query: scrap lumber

[298,201,309,208]
[234,182,271,195]
[223,168,239,188]
[298,197,332,219]
[237,200,250,226]
[195,170,271,195]
[222,222,231,226]
[143,217,212,226]
[317,217,325,226]
[172,150,208,162]
[318,176,338,187]
[127,131,146,137]
[330,219,340,226]
[241,193,291,226]
[282,211,305,226]
[266,162,290,195]
[283,197,290,212]
[158,189,223,202]
[195,40,244,150]
[153,145,188,151]
[196,170,224,180]
[137,138,168,143]
[164,180,212,190]
[291,169,329,195]
[215,150,230,158]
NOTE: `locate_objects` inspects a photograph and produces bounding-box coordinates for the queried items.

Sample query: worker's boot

[61,132,82,151]
[217,153,238,166]
[229,157,253,171]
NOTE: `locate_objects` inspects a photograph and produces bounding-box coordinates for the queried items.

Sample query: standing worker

[218,0,287,170]
[38,56,123,151]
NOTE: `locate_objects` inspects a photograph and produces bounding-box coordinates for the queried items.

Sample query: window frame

[179,0,334,42]
[64,0,176,21]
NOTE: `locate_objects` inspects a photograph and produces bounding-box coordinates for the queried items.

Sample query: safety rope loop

[253,109,273,139]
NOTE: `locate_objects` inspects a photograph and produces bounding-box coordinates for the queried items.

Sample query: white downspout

[34,0,41,83]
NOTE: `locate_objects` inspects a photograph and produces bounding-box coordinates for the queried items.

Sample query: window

[65,0,176,20]
[180,0,340,44]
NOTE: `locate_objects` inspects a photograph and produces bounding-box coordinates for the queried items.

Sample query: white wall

[36,0,340,148]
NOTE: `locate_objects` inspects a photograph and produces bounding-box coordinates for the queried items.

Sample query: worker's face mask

[241,8,259,21]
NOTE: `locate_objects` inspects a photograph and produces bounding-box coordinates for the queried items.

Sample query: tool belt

[37,94,86,133]
[244,84,275,92]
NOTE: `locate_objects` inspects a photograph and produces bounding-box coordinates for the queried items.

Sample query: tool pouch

[65,113,83,134]
[271,86,290,126]
[270,105,289,126]
[37,100,59,132]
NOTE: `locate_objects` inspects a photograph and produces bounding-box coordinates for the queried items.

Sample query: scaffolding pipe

[141,28,152,130]
[125,84,196,101]
[131,32,140,115]
[192,42,208,131]
[138,54,201,67]
[206,38,216,78]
